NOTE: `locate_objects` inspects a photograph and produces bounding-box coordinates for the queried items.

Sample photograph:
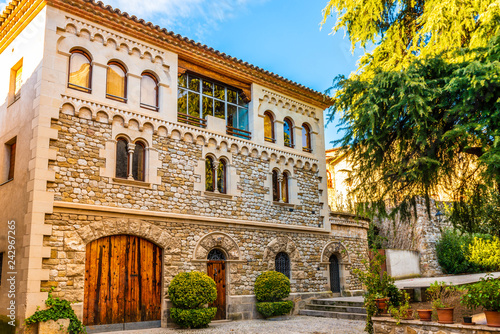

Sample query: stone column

[127,143,136,180]
[277,173,283,202]
[212,159,219,193]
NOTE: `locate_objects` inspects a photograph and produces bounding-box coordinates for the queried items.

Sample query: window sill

[0,178,13,187]
[204,191,233,200]
[112,177,151,188]
[273,201,295,208]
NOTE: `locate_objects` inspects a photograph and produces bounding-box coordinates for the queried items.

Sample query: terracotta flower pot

[417,309,432,321]
[485,310,500,327]
[437,307,454,324]
[375,298,389,315]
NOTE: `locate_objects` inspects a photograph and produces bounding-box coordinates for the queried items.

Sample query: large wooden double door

[84,235,162,326]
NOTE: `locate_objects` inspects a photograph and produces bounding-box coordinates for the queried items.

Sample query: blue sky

[1,0,365,148]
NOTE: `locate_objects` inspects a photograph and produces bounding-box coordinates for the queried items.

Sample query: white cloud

[0,0,10,13]
[101,0,258,40]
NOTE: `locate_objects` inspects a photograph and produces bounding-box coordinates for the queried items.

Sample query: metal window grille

[207,249,226,261]
[275,252,290,278]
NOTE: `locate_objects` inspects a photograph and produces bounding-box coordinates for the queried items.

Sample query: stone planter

[417,309,432,321]
[38,319,70,334]
[437,307,454,324]
[485,311,500,328]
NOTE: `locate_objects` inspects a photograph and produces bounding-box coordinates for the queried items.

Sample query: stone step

[311,299,365,308]
[298,309,367,321]
[305,304,367,314]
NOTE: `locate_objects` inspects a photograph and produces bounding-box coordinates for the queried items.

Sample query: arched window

[141,72,159,111]
[264,111,275,143]
[68,50,92,93]
[217,159,227,194]
[302,123,312,152]
[272,169,280,202]
[205,156,215,192]
[106,61,127,102]
[275,252,291,278]
[327,170,333,188]
[283,118,294,148]
[132,142,146,182]
[281,171,289,203]
[207,249,226,261]
[115,138,129,179]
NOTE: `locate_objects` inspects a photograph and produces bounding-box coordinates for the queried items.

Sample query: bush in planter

[427,281,460,324]
[460,274,500,327]
[254,271,293,318]
[24,288,85,333]
[168,271,217,328]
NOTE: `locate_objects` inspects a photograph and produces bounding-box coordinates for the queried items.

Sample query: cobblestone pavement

[106,316,365,334]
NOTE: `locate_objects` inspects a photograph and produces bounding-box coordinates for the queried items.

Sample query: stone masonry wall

[374,199,451,277]
[47,113,322,227]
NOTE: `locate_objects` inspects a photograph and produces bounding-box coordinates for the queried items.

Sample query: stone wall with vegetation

[373,317,500,334]
[48,113,322,227]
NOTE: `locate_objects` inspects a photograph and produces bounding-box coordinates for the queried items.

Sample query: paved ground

[395,271,500,288]
[106,316,365,334]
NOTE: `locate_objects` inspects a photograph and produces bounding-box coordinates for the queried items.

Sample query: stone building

[326,149,451,277]
[0,0,368,331]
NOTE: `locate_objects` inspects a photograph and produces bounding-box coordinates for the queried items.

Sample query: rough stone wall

[42,213,368,303]
[374,199,451,277]
[373,317,500,334]
[48,113,322,227]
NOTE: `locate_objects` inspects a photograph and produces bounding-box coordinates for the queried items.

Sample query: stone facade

[0,0,369,329]
[373,317,500,334]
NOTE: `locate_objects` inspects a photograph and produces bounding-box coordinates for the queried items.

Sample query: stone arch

[263,237,300,271]
[321,241,350,264]
[193,232,241,261]
[74,218,180,254]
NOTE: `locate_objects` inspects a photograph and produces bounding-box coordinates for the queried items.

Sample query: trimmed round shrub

[436,229,473,274]
[466,236,500,271]
[256,301,294,318]
[168,271,217,309]
[254,271,291,302]
[170,307,217,328]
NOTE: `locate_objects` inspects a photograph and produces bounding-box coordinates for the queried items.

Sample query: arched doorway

[84,235,162,326]
[329,254,341,293]
[207,249,226,320]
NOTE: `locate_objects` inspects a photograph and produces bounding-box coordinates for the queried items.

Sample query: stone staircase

[298,297,367,321]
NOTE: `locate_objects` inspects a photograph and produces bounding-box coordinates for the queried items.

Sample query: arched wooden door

[329,254,341,293]
[84,235,162,326]
[207,249,226,320]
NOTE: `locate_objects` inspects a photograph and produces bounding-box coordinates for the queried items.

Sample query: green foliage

[466,236,500,271]
[389,291,412,325]
[367,223,387,250]
[254,271,291,302]
[168,271,217,309]
[321,0,499,79]
[354,251,397,333]
[460,274,500,312]
[436,229,474,274]
[170,307,217,329]
[324,31,500,231]
[427,281,459,309]
[0,315,16,334]
[25,289,85,333]
[256,301,294,318]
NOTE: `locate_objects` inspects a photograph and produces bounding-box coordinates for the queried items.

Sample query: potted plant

[374,293,390,315]
[389,290,414,325]
[427,281,458,324]
[460,275,500,327]
[417,309,432,321]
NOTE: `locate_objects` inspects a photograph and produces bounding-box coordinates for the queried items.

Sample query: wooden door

[84,235,162,326]
[329,254,341,293]
[207,261,226,320]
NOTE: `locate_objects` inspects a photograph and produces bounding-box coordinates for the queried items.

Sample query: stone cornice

[41,0,333,109]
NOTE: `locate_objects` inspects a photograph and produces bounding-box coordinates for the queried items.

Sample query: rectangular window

[10,59,23,103]
[177,73,250,139]
[4,138,16,182]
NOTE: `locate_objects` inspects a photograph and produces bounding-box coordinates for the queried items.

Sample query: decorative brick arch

[321,241,350,264]
[263,237,300,270]
[74,218,180,254]
[193,232,241,260]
